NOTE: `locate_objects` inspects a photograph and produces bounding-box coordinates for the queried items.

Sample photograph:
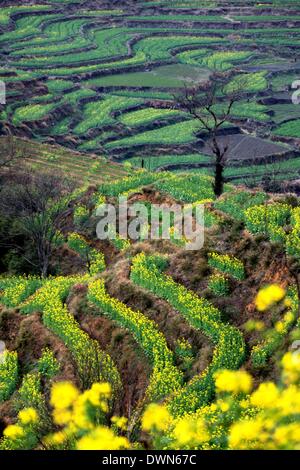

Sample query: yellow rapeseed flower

[44,431,67,447]
[90,382,111,399]
[214,369,252,394]
[229,419,263,449]
[111,416,127,431]
[250,382,279,408]
[50,382,79,410]
[76,426,129,450]
[72,394,92,430]
[274,423,300,448]
[275,321,285,333]
[18,407,38,426]
[284,298,292,308]
[83,382,111,410]
[278,385,300,415]
[281,352,300,384]
[53,408,73,426]
[3,424,24,440]
[217,400,230,412]
[255,284,285,312]
[173,416,209,447]
[142,403,171,432]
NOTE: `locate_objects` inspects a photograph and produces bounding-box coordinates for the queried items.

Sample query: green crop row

[244,202,291,244]
[0,276,43,308]
[88,279,183,402]
[200,51,252,71]
[0,14,60,44]
[129,153,211,171]
[224,72,268,94]
[0,5,52,26]
[0,348,58,451]
[10,19,88,55]
[98,171,163,197]
[119,107,185,127]
[15,28,134,68]
[133,35,225,62]
[154,173,216,203]
[274,120,300,138]
[208,273,230,296]
[12,103,59,125]
[19,276,121,392]
[214,190,268,221]
[105,119,202,149]
[208,252,245,281]
[67,233,106,275]
[74,96,144,135]
[286,207,300,259]
[0,351,18,403]
[251,286,299,368]
[130,253,245,416]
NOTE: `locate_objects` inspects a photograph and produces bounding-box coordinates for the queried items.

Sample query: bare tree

[0,169,75,277]
[0,133,27,170]
[174,81,243,197]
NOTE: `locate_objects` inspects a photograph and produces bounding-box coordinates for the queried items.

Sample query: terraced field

[0,0,299,187]
[0,136,129,185]
[1,2,300,454]
[0,167,300,450]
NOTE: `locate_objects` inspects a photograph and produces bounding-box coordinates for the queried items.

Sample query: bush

[208,274,230,296]
[73,205,89,227]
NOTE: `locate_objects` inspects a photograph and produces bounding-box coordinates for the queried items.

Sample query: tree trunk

[37,238,50,278]
[214,160,224,197]
[41,261,49,279]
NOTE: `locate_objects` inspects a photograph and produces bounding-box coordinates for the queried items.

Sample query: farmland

[0,0,300,455]
[0,0,299,187]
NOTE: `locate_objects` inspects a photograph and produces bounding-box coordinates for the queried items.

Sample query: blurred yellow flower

[250,382,279,408]
[173,416,209,447]
[244,320,265,332]
[53,408,73,426]
[18,407,38,426]
[85,382,111,407]
[111,416,128,430]
[3,424,24,440]
[50,382,79,410]
[218,400,230,412]
[281,352,300,384]
[142,403,171,432]
[255,284,285,312]
[229,419,263,449]
[275,321,285,333]
[284,298,292,308]
[76,426,129,450]
[274,423,300,447]
[44,431,67,447]
[214,369,252,394]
